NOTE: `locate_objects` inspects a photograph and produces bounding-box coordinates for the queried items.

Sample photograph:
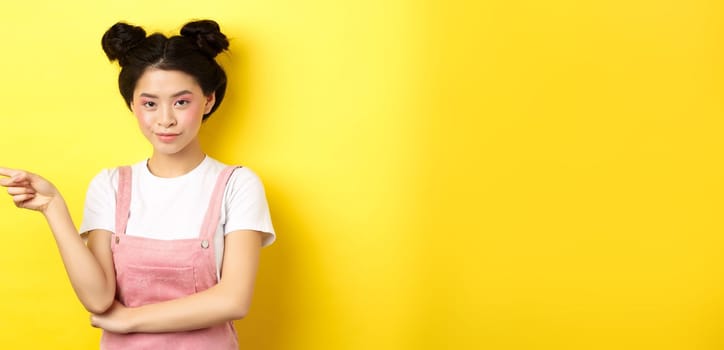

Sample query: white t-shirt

[79,156,276,279]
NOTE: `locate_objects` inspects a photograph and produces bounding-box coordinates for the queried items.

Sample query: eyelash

[141,100,190,109]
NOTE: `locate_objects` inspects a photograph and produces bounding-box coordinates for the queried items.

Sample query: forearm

[43,198,115,313]
[127,282,251,333]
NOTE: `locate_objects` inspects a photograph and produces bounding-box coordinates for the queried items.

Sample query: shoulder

[227,167,267,199]
[230,167,263,185]
[82,167,122,215]
[88,160,147,193]
[205,157,265,187]
[88,167,118,192]
[204,161,268,203]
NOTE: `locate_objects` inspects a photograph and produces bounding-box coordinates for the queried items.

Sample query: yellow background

[0,0,722,349]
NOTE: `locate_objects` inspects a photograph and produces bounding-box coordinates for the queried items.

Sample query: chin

[153,144,184,155]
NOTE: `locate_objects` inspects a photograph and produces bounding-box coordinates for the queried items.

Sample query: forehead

[134,68,202,96]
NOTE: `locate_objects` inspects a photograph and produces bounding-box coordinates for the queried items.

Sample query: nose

[157,105,177,128]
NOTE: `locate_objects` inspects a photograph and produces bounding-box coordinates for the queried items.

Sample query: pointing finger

[0,167,19,178]
[0,168,32,184]
[0,177,29,187]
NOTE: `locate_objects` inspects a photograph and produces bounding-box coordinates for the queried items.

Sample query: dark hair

[101,20,229,120]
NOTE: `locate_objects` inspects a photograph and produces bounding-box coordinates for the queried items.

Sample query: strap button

[201,240,209,249]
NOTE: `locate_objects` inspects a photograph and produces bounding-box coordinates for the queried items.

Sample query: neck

[147,140,206,178]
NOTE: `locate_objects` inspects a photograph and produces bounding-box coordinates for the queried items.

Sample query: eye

[175,99,190,107]
[142,101,156,108]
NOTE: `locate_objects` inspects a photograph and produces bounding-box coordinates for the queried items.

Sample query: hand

[0,167,60,212]
[91,300,134,334]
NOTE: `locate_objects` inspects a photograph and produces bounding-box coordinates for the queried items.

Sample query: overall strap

[200,166,240,240]
[115,166,132,235]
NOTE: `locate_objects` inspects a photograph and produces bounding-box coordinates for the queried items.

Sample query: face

[130,68,215,157]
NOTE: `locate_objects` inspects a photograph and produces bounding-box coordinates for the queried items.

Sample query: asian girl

[0,19,275,349]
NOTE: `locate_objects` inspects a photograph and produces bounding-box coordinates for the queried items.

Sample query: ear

[203,92,216,115]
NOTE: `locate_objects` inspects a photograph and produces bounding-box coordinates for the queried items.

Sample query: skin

[0,68,263,334]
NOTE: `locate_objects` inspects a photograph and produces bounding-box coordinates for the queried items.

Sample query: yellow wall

[0,0,722,349]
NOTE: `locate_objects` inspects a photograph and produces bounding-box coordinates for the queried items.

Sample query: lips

[155,132,180,143]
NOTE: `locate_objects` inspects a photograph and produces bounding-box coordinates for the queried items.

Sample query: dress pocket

[118,264,197,308]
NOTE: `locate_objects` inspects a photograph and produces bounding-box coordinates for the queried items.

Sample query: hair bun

[102,22,146,64]
[180,20,229,58]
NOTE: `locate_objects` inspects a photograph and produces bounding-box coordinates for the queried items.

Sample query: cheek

[177,107,204,126]
[133,110,156,130]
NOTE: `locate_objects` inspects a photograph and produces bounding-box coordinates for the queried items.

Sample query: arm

[0,167,116,314]
[91,229,262,333]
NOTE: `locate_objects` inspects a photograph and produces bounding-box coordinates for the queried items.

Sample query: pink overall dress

[100,165,240,350]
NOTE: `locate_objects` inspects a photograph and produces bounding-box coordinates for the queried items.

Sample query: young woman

[0,19,275,349]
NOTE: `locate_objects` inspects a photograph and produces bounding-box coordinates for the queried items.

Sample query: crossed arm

[0,167,262,333]
[90,229,262,333]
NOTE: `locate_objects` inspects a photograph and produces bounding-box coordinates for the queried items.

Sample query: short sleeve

[223,167,276,247]
[79,168,117,237]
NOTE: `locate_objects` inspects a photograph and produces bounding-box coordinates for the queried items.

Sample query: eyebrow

[138,90,194,99]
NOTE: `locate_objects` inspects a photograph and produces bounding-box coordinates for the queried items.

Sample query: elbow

[84,299,113,314]
[82,293,115,314]
[228,300,250,320]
